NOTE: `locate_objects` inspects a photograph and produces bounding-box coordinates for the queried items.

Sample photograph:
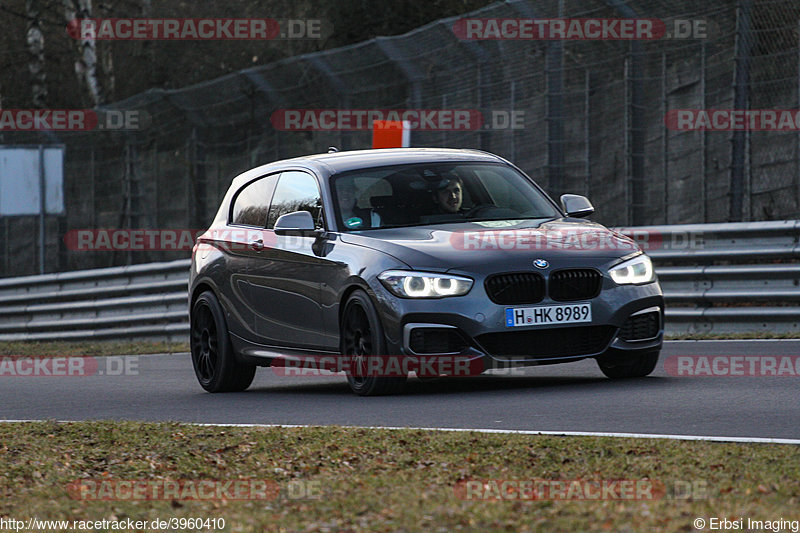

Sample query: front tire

[191,291,256,392]
[340,290,406,396]
[596,348,660,379]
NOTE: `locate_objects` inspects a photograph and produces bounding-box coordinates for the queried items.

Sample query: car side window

[230,175,277,227]
[266,171,324,230]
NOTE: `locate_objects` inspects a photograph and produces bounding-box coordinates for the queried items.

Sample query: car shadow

[406,374,671,395]
[246,373,672,397]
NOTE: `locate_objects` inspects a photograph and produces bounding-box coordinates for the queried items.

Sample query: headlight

[378,270,473,298]
[609,254,655,285]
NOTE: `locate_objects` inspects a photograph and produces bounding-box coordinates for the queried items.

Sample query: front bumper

[372,277,664,371]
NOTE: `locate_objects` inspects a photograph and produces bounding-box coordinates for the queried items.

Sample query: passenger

[336,179,380,229]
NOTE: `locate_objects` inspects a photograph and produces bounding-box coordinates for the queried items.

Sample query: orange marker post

[372,120,410,148]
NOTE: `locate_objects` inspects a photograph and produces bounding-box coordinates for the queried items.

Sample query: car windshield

[331,163,560,231]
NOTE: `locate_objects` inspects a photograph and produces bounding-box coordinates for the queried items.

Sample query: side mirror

[560,194,594,218]
[274,211,319,236]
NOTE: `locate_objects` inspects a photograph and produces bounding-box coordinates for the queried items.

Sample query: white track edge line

[1,419,798,445]
[666,339,800,343]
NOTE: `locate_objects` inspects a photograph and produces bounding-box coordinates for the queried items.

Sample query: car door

[221,173,279,340]
[247,170,337,350]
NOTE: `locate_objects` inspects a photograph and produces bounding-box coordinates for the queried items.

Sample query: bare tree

[63,0,103,106]
[26,0,48,108]
[97,2,115,100]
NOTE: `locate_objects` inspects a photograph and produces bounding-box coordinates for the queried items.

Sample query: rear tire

[596,349,660,379]
[191,291,256,392]
[340,290,406,396]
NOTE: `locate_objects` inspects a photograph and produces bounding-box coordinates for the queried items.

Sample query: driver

[432,176,464,214]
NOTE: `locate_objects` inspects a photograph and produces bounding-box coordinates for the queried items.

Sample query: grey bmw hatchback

[189,148,663,395]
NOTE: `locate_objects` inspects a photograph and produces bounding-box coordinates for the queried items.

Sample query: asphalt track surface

[1,340,799,440]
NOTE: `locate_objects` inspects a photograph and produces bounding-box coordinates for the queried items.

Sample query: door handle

[251,238,264,250]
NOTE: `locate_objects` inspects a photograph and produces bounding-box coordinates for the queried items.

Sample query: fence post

[478,61,489,151]
[274,126,282,161]
[2,218,7,275]
[545,0,565,195]
[700,41,708,223]
[375,38,423,113]
[624,56,631,225]
[661,52,669,224]
[187,128,206,230]
[89,146,95,234]
[584,70,591,198]
[185,132,193,248]
[511,79,517,163]
[441,93,448,148]
[38,145,45,274]
[122,140,141,266]
[602,0,646,225]
[629,42,646,225]
[151,143,158,231]
[730,0,752,221]
[307,55,351,150]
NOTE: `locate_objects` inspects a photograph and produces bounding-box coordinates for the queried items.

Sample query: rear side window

[266,171,324,229]
[231,175,277,227]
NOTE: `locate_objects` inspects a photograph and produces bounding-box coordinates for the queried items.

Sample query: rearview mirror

[560,194,594,218]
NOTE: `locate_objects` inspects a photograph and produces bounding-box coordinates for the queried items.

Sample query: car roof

[231,148,509,187]
[293,148,506,173]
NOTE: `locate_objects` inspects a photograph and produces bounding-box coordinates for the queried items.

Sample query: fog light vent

[619,311,660,341]
[409,328,467,354]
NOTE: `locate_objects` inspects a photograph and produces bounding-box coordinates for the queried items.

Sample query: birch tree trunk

[63,0,103,106]
[101,41,114,100]
[26,0,48,108]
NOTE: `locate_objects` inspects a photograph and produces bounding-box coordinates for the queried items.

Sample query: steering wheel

[463,204,496,218]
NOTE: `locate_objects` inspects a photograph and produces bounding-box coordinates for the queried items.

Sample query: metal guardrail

[0,221,797,342]
[621,220,800,334]
[0,260,190,342]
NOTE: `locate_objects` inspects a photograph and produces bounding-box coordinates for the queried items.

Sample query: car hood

[338,218,640,272]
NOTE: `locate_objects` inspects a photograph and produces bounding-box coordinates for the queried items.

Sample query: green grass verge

[1,332,799,359]
[666,332,800,340]
[0,422,797,532]
[0,341,189,357]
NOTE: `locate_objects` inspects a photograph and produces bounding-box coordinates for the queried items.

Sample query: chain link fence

[1,0,799,276]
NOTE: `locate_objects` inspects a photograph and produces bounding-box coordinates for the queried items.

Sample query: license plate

[505,303,591,327]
